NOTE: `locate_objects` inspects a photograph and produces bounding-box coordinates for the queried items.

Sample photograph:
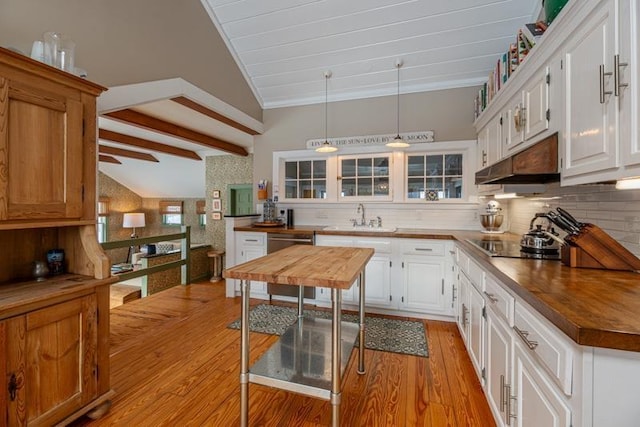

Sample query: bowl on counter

[480,214,503,232]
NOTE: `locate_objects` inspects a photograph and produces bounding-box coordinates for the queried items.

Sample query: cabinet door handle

[8,373,17,401]
[500,374,506,412]
[483,291,499,303]
[415,247,433,252]
[600,64,613,103]
[614,54,629,96]
[513,325,539,350]
[505,383,516,425]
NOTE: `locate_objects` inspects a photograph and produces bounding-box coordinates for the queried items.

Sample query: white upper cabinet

[523,66,550,142]
[477,113,502,169]
[619,0,640,173]
[562,0,619,184]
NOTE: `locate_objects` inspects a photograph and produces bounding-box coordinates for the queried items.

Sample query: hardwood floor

[72,281,495,426]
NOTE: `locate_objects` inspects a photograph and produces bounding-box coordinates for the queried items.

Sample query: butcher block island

[224,245,374,427]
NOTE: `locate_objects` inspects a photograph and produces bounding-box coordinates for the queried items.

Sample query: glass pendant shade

[386,60,410,148]
[316,140,337,153]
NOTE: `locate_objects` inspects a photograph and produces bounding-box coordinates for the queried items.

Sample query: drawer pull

[483,291,499,303]
[514,325,538,350]
[415,248,433,252]
[245,239,259,242]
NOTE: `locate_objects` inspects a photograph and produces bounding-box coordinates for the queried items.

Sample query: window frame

[273,140,476,204]
[337,153,393,202]
[405,152,465,201]
[160,200,184,226]
[97,197,109,243]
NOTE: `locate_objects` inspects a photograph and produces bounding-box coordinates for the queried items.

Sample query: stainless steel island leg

[240,280,250,427]
[331,288,342,427]
[358,270,366,374]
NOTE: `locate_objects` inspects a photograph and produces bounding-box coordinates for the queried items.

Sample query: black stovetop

[466,238,561,260]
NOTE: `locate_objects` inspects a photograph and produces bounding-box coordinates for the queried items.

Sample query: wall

[206,154,254,251]
[249,86,483,229]
[99,173,206,263]
[254,86,480,190]
[504,183,640,257]
[0,0,261,121]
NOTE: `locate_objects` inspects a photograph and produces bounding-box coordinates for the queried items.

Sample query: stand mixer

[480,200,504,233]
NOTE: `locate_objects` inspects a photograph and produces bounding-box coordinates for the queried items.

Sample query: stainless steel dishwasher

[267,232,315,299]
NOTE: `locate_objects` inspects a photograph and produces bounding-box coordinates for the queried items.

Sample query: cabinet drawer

[458,248,470,273]
[401,241,444,256]
[514,302,574,395]
[466,257,484,289]
[238,233,265,246]
[354,238,392,254]
[484,275,514,326]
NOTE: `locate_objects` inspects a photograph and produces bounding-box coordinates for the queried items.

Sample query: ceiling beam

[99,155,122,164]
[99,129,202,161]
[170,96,260,136]
[104,109,249,156]
[99,145,159,162]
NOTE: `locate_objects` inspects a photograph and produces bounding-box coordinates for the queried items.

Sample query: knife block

[562,224,640,271]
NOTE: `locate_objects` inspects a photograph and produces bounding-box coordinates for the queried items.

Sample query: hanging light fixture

[316,70,338,153]
[386,59,410,148]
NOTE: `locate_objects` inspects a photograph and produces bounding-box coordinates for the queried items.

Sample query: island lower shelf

[249,317,359,400]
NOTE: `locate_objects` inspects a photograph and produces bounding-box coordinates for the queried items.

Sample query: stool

[207,250,225,282]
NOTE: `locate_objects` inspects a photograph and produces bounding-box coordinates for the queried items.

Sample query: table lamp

[123,212,145,238]
[123,212,145,263]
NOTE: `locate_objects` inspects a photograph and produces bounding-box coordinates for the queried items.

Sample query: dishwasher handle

[268,237,314,244]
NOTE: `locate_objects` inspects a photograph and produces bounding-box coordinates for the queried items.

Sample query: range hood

[475,133,560,185]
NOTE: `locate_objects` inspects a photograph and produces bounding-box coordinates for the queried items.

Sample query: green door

[228,185,253,215]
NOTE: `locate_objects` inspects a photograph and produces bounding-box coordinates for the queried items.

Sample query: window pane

[407,178,424,199]
[407,156,424,176]
[313,160,326,178]
[426,178,443,192]
[445,154,463,175]
[374,177,389,196]
[300,180,313,198]
[313,180,327,199]
[163,214,183,225]
[341,179,356,197]
[357,177,372,196]
[373,157,389,176]
[299,161,312,179]
[285,181,297,199]
[342,159,356,177]
[357,158,372,176]
[285,162,297,179]
[444,177,463,199]
[426,155,443,176]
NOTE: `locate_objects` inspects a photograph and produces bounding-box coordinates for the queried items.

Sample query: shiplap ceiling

[203,0,541,109]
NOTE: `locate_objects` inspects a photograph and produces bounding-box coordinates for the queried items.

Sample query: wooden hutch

[0,47,114,425]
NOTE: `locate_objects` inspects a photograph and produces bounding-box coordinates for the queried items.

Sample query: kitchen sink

[323,225,397,233]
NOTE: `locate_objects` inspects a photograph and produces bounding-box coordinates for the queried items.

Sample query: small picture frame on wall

[211,212,222,220]
[212,190,220,198]
[212,199,222,211]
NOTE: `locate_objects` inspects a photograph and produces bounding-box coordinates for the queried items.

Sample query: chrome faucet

[357,203,366,226]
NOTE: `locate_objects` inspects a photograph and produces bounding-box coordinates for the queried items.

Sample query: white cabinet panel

[402,256,446,314]
[562,0,618,181]
[468,281,485,381]
[234,232,267,296]
[524,67,549,141]
[513,342,571,427]
[486,307,513,427]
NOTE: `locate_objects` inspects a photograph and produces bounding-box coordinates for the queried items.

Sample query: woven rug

[227,304,428,357]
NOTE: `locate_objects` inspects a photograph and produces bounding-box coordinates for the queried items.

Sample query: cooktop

[466,238,561,260]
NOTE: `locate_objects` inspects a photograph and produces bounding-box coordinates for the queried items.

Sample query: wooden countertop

[224,245,374,289]
[231,225,640,352]
[0,274,116,320]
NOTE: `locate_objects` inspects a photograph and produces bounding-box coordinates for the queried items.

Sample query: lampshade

[316,70,338,153]
[123,212,145,228]
[386,59,410,148]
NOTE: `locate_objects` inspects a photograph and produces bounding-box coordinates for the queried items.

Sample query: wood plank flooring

[72,281,495,426]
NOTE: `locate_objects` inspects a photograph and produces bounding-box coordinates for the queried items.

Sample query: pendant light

[386,59,410,148]
[316,70,338,153]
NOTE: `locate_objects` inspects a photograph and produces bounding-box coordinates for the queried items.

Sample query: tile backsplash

[506,182,640,257]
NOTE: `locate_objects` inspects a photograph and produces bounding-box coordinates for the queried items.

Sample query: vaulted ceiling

[202,0,541,108]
